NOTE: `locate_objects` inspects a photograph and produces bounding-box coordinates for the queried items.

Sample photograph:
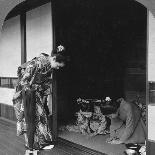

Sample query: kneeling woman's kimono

[13,54,53,150]
[108,98,146,144]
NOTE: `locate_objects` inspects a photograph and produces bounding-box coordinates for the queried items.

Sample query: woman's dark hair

[51,45,70,63]
[100,100,120,115]
[55,53,67,63]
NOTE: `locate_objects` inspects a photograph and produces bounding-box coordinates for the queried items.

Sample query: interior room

[54,0,147,154]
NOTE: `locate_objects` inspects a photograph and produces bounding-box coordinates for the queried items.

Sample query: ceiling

[0,0,25,37]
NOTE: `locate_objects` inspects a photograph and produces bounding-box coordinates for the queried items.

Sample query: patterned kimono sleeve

[14,61,37,136]
[20,61,37,89]
[119,105,135,142]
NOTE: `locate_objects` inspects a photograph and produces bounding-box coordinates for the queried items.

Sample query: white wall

[0,15,21,105]
[0,88,15,106]
[0,15,21,77]
[148,11,155,81]
[26,2,53,61]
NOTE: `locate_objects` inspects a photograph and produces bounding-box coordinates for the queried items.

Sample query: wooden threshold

[57,137,107,155]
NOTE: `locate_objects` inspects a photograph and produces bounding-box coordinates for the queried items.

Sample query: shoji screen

[26,2,53,61]
[0,15,21,77]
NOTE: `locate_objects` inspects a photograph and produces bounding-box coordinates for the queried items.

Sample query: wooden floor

[0,117,70,155]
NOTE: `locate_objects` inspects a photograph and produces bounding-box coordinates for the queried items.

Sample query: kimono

[12,54,53,150]
[108,117,125,142]
[108,99,146,144]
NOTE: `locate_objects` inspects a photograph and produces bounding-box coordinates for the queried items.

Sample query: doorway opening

[54,0,147,154]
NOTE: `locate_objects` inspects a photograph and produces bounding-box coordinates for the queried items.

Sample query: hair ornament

[105,97,111,102]
[57,45,65,52]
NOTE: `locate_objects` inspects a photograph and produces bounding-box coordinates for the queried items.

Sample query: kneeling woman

[100,98,146,145]
[12,46,66,154]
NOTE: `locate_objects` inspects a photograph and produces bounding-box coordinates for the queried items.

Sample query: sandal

[42,144,54,150]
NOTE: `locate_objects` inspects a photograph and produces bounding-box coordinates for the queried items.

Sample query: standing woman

[12,45,66,154]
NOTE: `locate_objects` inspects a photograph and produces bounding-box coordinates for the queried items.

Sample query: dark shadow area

[53,0,147,154]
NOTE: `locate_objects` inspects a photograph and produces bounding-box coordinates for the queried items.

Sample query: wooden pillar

[51,0,57,142]
[20,12,26,64]
[146,9,150,155]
